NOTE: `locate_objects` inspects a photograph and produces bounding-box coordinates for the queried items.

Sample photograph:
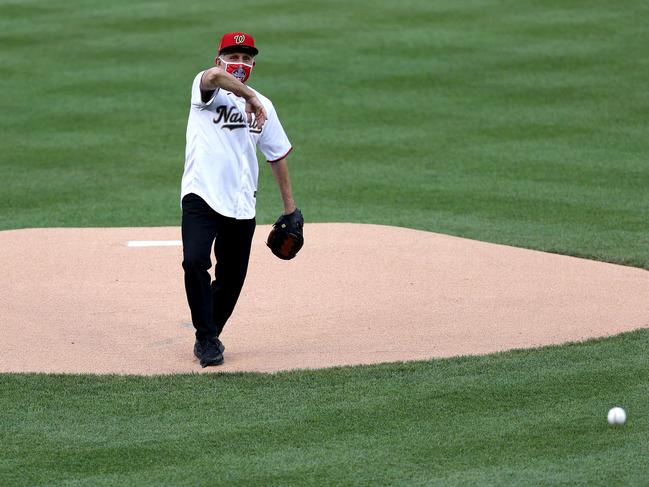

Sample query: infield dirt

[1,224,647,374]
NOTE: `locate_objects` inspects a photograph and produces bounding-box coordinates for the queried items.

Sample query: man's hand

[245,95,267,129]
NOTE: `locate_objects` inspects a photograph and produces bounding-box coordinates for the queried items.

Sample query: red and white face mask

[218,57,254,83]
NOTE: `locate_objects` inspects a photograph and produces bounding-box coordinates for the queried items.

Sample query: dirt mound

[1,224,647,374]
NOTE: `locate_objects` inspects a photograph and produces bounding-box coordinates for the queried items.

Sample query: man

[180,32,299,367]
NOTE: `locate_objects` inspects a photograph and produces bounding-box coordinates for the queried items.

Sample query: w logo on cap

[234,34,246,44]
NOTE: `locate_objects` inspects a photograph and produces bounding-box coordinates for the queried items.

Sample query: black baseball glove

[266,208,304,260]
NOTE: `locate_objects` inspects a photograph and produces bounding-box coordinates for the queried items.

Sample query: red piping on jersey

[267,146,293,163]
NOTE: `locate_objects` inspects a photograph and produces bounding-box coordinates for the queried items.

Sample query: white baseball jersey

[180,70,292,219]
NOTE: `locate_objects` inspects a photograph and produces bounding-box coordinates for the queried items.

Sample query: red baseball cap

[218,32,258,56]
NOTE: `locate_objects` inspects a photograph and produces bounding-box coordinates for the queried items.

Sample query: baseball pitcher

[180,32,304,367]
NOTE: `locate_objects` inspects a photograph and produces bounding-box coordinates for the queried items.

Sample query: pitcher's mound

[0,224,647,375]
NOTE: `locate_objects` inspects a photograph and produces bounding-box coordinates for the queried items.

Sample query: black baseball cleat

[193,337,225,357]
[194,336,225,367]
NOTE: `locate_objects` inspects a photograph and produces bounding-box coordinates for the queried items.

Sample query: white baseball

[607,407,626,425]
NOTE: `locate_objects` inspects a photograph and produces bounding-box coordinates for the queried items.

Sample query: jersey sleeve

[258,103,292,162]
[190,71,219,109]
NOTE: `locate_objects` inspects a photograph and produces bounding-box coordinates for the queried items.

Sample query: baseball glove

[266,208,304,260]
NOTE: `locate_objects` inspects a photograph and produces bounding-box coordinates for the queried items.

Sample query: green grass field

[1,0,648,485]
[1,332,649,486]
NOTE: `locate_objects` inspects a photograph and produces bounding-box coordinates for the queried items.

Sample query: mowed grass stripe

[1,329,648,486]
[1,0,648,267]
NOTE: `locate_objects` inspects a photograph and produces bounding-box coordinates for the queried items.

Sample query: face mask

[219,57,254,83]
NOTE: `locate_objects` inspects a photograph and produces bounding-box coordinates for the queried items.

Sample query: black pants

[181,193,256,339]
